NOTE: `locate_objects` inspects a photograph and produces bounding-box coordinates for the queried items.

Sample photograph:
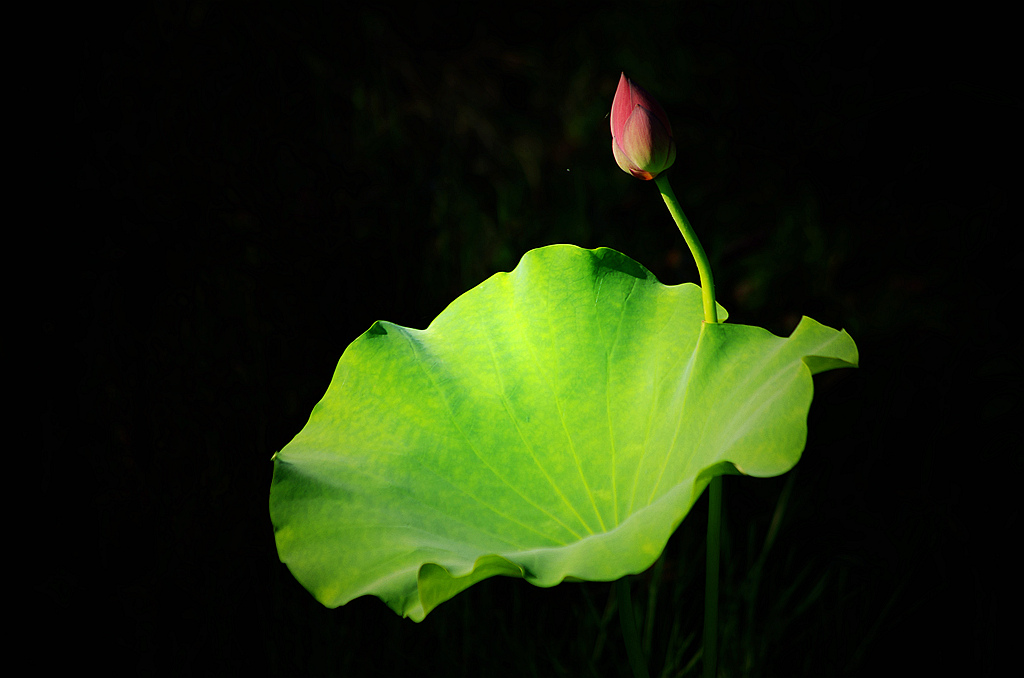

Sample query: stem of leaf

[616,577,651,678]
[704,476,722,678]
[654,172,721,677]
[654,174,718,324]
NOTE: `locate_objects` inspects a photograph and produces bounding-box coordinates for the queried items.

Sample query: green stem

[704,476,722,678]
[654,172,721,677]
[616,577,650,678]
[654,174,718,324]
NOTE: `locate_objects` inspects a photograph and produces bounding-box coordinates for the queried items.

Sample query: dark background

[59,1,1018,675]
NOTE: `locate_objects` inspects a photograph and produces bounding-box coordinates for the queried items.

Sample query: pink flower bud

[610,72,676,180]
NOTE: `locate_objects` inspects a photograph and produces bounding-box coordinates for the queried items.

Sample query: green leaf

[270,245,858,621]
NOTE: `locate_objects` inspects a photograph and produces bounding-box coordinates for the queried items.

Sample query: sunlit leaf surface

[270,245,858,620]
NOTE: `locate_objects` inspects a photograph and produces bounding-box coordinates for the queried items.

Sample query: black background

[59,1,1018,675]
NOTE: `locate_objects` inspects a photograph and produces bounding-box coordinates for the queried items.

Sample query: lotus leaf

[270,245,858,620]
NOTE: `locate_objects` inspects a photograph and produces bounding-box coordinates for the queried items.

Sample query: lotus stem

[704,475,722,678]
[616,577,651,678]
[654,174,718,325]
[654,172,721,677]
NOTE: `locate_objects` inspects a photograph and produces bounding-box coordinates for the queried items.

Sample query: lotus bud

[610,72,676,180]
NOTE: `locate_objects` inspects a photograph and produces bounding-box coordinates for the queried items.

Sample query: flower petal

[621,105,657,168]
[610,72,635,139]
[612,138,636,175]
[626,79,673,137]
